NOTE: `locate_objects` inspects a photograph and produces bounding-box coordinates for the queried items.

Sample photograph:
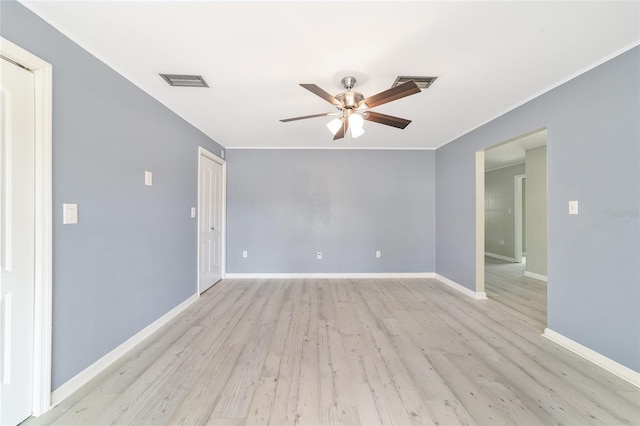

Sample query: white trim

[523,270,548,282]
[485,252,517,262]
[435,41,640,150]
[224,272,436,280]
[475,151,485,294]
[543,328,640,388]
[514,174,525,263]
[1,37,53,416]
[51,293,198,406]
[435,274,487,300]
[197,147,226,294]
[225,146,436,151]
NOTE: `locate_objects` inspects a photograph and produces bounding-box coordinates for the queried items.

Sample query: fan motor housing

[336,91,364,109]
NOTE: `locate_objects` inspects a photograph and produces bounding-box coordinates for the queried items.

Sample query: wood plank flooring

[26,277,639,425]
[484,257,547,327]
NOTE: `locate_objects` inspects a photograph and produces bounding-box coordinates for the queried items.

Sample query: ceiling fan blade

[333,119,347,140]
[279,112,335,122]
[361,80,421,109]
[300,84,342,107]
[364,111,412,129]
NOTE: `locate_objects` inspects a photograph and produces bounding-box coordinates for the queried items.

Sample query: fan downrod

[337,76,364,109]
[341,76,357,90]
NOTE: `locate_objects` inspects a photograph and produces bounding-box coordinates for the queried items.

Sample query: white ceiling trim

[226,146,437,151]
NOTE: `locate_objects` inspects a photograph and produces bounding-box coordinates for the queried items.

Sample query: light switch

[569,200,579,215]
[63,203,78,224]
[221,150,225,159]
[191,207,196,218]
[145,171,153,186]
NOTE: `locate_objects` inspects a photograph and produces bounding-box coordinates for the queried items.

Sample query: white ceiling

[20,1,640,150]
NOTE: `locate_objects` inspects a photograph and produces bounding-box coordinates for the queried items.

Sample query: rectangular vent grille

[160,74,209,88]
[392,76,437,89]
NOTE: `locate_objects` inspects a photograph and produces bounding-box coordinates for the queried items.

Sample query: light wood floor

[484,257,547,328]
[26,277,639,425]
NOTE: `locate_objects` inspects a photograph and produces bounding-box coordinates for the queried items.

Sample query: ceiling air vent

[160,74,209,88]
[392,76,437,89]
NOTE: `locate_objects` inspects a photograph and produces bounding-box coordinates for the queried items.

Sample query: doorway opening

[477,128,548,328]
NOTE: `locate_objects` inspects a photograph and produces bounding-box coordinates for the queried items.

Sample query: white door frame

[475,151,485,294]
[1,38,53,416]
[514,174,526,263]
[197,147,226,294]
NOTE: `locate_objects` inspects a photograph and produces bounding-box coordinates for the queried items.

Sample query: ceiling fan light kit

[347,113,365,138]
[280,75,424,141]
[326,118,343,135]
[349,121,365,138]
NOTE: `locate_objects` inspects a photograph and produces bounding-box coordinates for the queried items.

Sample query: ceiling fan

[280,76,421,140]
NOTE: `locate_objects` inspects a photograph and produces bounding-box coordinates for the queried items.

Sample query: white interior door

[198,154,223,293]
[1,57,36,425]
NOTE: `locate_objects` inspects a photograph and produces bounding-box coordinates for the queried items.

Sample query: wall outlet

[569,200,579,215]
[375,250,381,258]
[242,250,248,258]
[317,252,322,260]
[221,150,225,159]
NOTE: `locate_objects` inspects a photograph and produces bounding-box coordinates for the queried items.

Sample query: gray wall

[1,0,224,388]
[227,149,436,273]
[436,47,639,371]
[485,163,526,258]
[525,146,547,276]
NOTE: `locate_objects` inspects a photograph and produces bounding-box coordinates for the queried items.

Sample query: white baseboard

[543,328,640,388]
[435,274,487,300]
[224,272,436,279]
[524,270,548,282]
[225,272,488,301]
[51,293,199,406]
[485,252,517,262]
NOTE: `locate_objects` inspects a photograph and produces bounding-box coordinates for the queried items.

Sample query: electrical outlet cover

[569,200,579,215]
